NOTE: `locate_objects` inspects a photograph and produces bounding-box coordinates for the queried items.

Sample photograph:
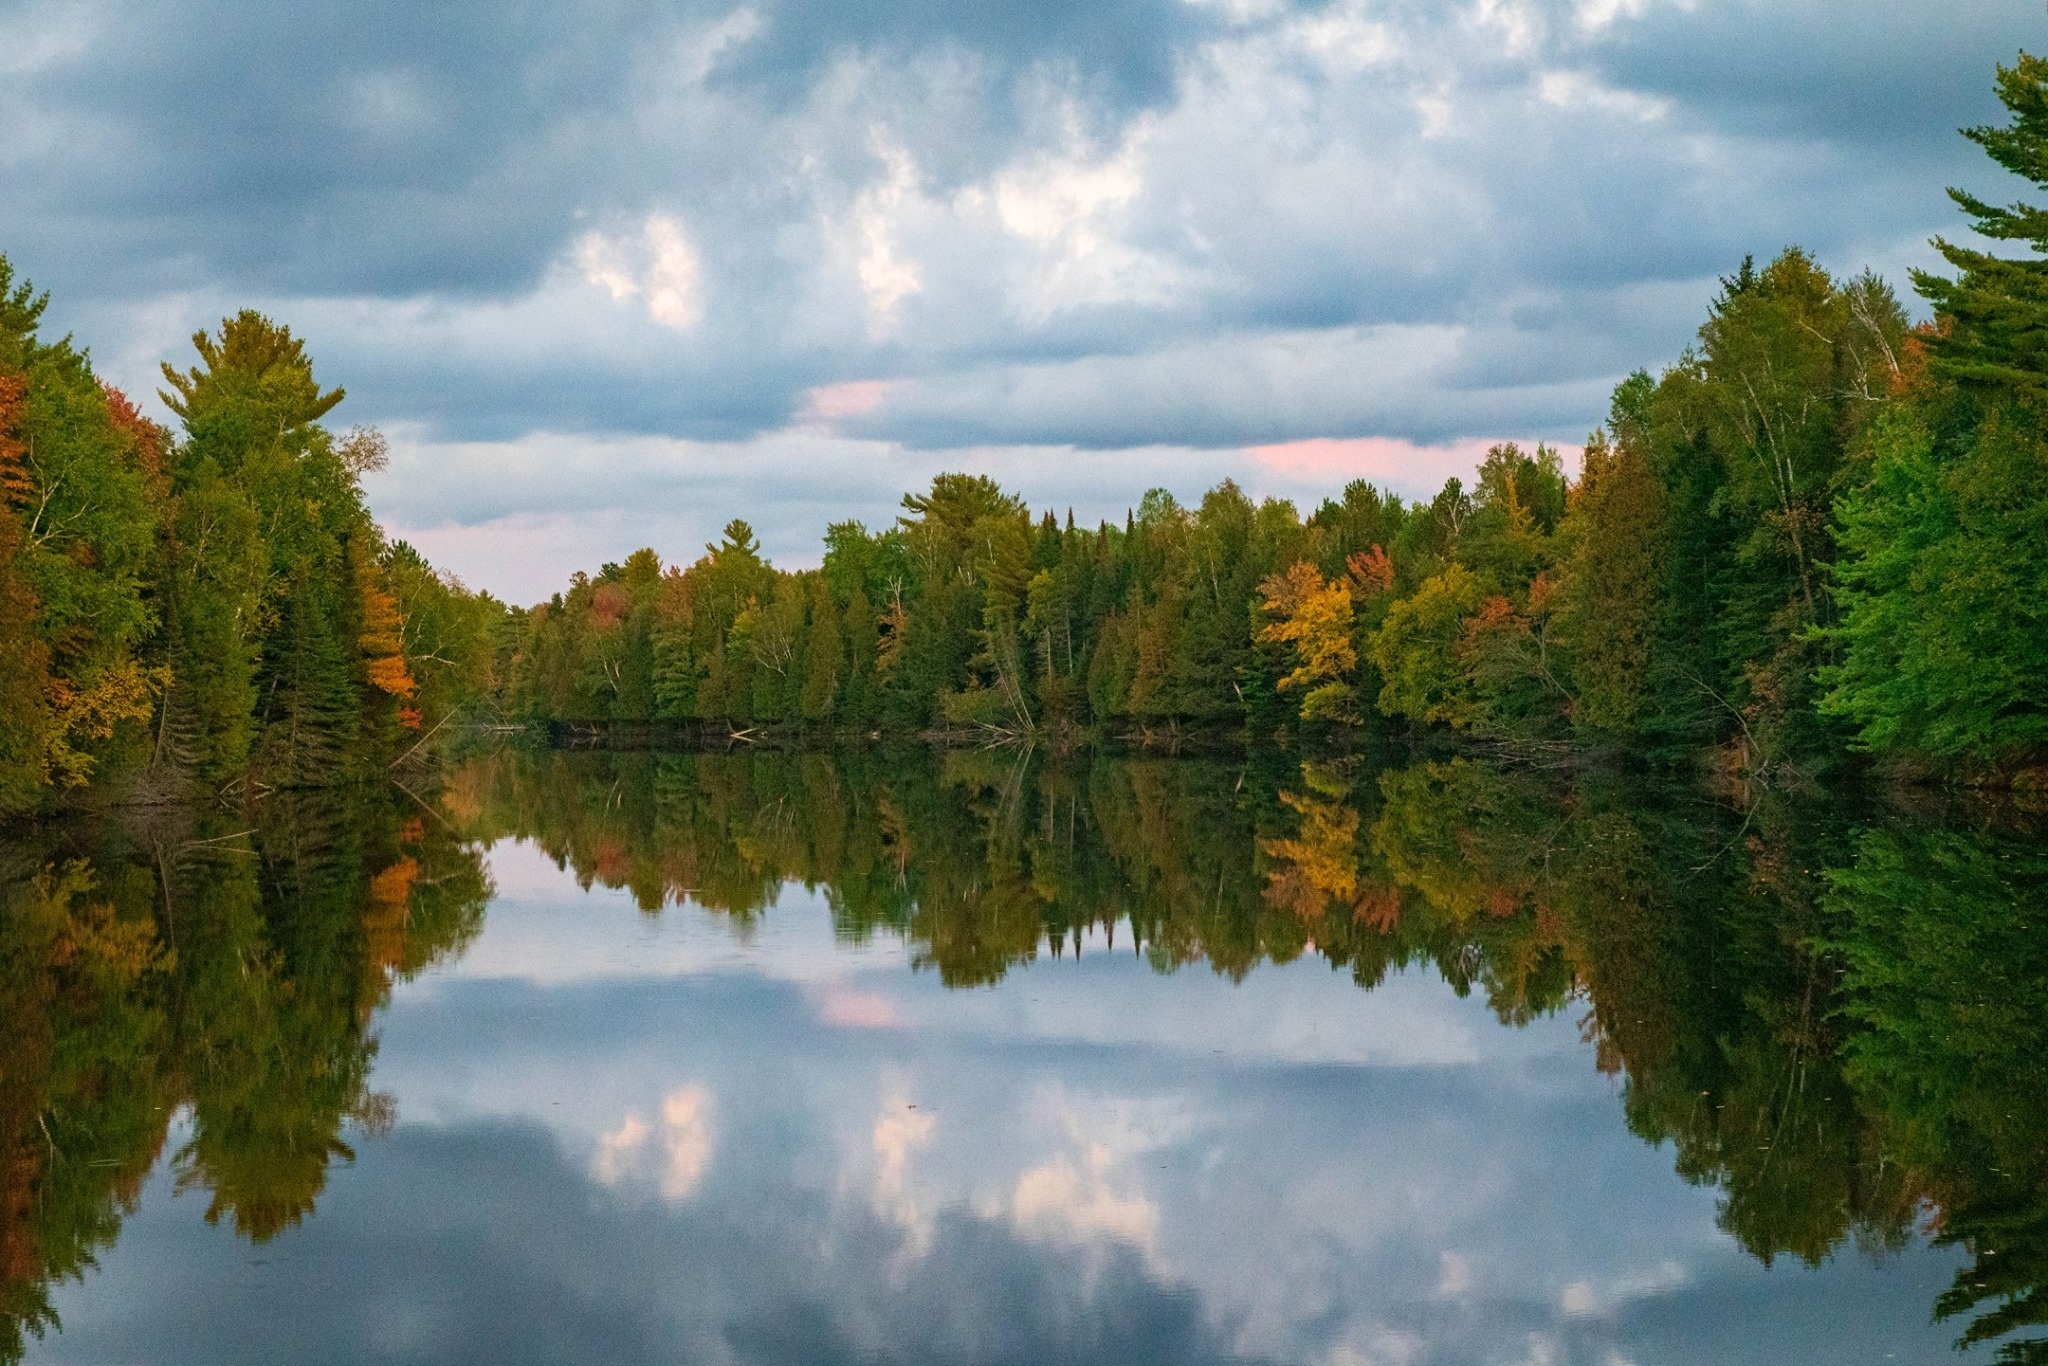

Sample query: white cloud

[1180,0,1289,25]
[659,1086,715,1199]
[575,214,704,329]
[1002,1085,1207,1267]
[1466,0,1546,59]
[590,1083,717,1201]
[797,379,894,428]
[643,215,703,329]
[1414,86,1455,139]
[1573,0,1694,34]
[1535,69,1671,122]
[675,6,764,85]
[986,119,1185,318]
[851,134,925,336]
[1553,1258,1687,1320]
[993,140,1144,242]
[869,1088,938,1261]
[1573,0,1648,32]
[1288,4,1402,74]
[1012,1146,1161,1251]
[576,234,640,302]
[593,1112,652,1186]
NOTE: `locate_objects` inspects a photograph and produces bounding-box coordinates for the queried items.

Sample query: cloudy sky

[2,0,2038,601]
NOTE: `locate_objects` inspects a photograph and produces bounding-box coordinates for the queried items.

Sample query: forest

[484,53,2048,785]
[2,52,2046,815]
[0,283,501,817]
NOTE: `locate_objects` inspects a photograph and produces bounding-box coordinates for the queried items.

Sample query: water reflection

[1828,826,2048,1364]
[2,747,2043,1363]
[0,791,488,1360]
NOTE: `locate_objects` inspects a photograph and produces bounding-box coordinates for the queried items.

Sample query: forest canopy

[0,281,502,815]
[489,52,2048,784]
[483,54,2048,785]
[3,49,2047,809]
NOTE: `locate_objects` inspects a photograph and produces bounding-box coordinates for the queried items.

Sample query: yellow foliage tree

[1257,561,1357,722]
[43,658,165,788]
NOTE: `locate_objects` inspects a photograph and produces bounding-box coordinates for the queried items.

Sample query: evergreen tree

[1915,51,2048,394]
[800,574,844,724]
[160,312,355,785]
[1555,427,1670,737]
[1823,50,2048,771]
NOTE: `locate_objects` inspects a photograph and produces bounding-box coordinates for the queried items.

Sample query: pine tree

[255,569,361,785]
[1915,52,2048,393]
[157,471,265,781]
[1823,50,2048,769]
[1555,430,1669,736]
[799,575,843,724]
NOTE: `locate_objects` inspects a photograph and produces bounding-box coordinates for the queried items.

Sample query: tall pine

[1825,52,2048,769]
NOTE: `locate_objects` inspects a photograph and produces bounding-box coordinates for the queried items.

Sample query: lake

[3,747,2042,1365]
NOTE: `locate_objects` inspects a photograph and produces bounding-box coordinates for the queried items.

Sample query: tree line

[500,53,2048,782]
[0,280,502,817]
[5,50,2043,809]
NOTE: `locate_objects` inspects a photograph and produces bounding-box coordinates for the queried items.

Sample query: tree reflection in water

[0,788,488,1360]
[1,746,2042,1361]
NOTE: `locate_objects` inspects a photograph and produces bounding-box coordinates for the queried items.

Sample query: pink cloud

[817,985,903,1029]
[799,379,895,425]
[1245,436,1581,495]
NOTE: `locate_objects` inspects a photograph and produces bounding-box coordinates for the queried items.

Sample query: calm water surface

[4,749,2044,1364]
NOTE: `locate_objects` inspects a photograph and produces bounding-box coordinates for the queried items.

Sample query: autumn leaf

[1346,544,1395,597]
[0,372,29,508]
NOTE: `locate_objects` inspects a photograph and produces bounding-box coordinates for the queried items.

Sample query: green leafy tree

[0,258,162,804]
[1368,563,1485,727]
